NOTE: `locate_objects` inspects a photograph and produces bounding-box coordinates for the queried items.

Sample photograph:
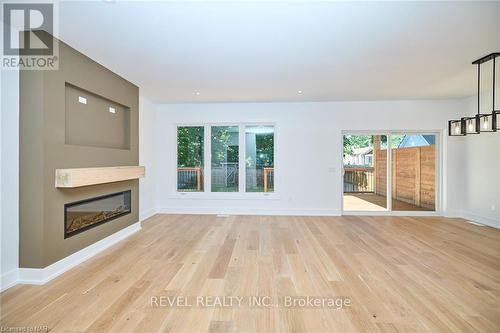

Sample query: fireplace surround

[64,190,132,238]
[19,34,139,268]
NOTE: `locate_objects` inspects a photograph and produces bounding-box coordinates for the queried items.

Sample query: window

[177,126,204,192]
[211,126,239,192]
[245,126,274,192]
[176,124,275,194]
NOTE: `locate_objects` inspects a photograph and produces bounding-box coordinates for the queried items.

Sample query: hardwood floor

[343,193,431,211]
[1,214,500,332]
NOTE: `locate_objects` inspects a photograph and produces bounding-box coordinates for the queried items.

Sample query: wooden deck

[2,214,499,332]
[343,193,432,211]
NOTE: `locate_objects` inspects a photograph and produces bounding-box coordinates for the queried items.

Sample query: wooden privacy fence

[376,145,435,210]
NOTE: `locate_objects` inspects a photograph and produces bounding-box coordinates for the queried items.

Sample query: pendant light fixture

[449,52,499,136]
[448,119,465,136]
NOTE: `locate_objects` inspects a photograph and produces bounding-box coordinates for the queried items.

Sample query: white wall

[155,99,466,216]
[461,97,500,227]
[1,69,20,291]
[139,95,157,220]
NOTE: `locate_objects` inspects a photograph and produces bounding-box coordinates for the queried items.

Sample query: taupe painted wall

[20,37,139,268]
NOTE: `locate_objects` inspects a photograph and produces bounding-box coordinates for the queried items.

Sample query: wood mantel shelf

[55,166,145,188]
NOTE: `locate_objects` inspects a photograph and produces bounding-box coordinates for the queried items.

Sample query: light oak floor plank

[1,214,500,332]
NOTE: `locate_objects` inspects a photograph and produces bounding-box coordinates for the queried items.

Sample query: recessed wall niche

[65,83,131,149]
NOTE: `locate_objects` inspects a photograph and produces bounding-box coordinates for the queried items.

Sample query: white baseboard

[15,221,141,287]
[140,208,157,221]
[442,210,462,219]
[461,211,500,229]
[157,206,341,216]
[0,269,20,292]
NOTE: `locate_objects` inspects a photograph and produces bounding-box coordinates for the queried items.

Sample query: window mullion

[239,124,245,193]
[205,125,211,193]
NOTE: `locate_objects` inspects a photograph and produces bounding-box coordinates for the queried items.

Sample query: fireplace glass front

[64,190,131,238]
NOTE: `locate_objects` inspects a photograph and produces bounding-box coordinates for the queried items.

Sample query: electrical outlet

[491,204,496,211]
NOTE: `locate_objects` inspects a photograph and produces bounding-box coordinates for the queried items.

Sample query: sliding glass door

[343,132,438,213]
[390,134,436,211]
[343,134,388,211]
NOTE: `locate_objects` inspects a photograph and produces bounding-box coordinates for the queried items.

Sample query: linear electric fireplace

[64,190,131,238]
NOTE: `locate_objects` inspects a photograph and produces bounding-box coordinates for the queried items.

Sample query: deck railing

[263,167,274,192]
[344,167,374,193]
[177,167,202,191]
[177,167,274,192]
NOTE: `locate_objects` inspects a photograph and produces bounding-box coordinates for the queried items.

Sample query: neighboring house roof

[352,147,373,156]
[398,135,435,148]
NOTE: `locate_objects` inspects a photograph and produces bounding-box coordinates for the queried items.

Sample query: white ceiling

[58,1,500,103]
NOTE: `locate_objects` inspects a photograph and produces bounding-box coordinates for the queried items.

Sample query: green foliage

[390,135,405,148]
[177,127,204,167]
[343,135,406,155]
[343,135,371,155]
[211,126,239,166]
[255,133,274,166]
[178,126,275,170]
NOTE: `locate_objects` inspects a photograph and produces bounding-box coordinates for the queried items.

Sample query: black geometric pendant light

[449,53,499,136]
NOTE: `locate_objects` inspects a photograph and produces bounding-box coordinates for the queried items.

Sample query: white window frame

[173,123,278,200]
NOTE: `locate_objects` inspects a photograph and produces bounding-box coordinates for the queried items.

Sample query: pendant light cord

[493,57,496,111]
